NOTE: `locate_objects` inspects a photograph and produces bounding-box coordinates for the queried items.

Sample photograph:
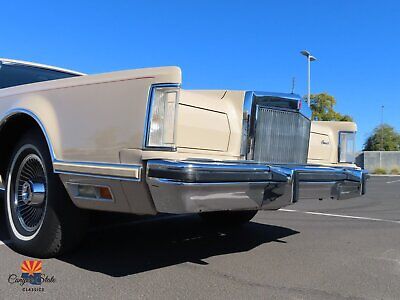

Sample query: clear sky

[2,0,399,150]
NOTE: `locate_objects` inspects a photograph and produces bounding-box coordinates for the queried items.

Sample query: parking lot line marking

[279,209,400,224]
[386,179,400,184]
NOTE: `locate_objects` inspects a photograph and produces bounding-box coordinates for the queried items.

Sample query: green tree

[364,124,400,151]
[308,93,353,121]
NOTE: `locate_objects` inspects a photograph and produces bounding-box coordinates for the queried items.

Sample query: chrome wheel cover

[12,154,47,233]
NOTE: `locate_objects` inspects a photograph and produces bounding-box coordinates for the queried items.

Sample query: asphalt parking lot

[0,176,399,299]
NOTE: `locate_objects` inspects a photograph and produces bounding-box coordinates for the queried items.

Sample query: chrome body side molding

[53,161,142,181]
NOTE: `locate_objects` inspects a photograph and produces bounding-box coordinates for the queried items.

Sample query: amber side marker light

[99,187,113,200]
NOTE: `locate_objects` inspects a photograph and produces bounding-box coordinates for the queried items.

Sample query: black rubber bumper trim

[146,160,273,183]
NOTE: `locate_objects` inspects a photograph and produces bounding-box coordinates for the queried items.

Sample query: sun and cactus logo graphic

[8,260,56,291]
[21,260,42,285]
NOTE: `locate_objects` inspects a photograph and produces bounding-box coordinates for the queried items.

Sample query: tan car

[0,59,367,258]
[309,121,358,167]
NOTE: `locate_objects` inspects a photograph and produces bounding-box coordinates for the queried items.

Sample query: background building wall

[356,151,400,172]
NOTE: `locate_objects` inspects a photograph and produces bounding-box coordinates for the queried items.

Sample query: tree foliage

[309,93,353,121]
[364,124,400,151]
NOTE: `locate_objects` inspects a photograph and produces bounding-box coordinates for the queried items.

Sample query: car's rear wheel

[4,129,87,258]
[199,210,258,227]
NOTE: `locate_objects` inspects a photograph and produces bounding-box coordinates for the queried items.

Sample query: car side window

[0,62,78,89]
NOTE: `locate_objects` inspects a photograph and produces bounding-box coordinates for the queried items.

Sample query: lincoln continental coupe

[0,59,367,257]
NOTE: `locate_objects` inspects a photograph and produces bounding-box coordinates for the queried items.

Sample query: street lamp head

[300,50,317,61]
[300,50,310,57]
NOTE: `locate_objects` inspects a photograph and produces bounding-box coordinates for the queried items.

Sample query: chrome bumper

[146,160,368,214]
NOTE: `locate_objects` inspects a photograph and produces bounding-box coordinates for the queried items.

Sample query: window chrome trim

[240,91,311,160]
[338,131,356,164]
[142,83,180,151]
[0,58,85,76]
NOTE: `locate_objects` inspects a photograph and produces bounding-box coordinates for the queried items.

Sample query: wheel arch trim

[0,108,57,160]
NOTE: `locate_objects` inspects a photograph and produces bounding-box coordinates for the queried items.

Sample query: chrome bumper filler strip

[146,160,368,214]
[54,161,142,181]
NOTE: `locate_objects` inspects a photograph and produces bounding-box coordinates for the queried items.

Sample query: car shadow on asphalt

[59,214,299,277]
[0,198,9,242]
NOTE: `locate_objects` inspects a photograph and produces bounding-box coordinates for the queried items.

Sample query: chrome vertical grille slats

[253,107,310,164]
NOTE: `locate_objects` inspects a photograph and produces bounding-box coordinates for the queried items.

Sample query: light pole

[381,105,384,151]
[300,50,317,107]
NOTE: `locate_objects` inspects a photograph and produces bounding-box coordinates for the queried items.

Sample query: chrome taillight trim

[143,83,180,151]
[240,91,311,161]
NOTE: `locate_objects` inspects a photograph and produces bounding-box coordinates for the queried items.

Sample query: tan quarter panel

[308,132,332,162]
[308,121,357,165]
